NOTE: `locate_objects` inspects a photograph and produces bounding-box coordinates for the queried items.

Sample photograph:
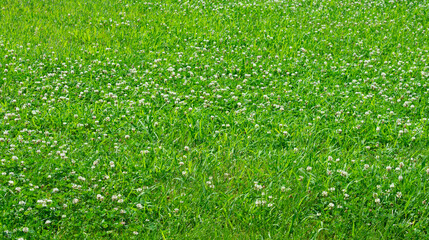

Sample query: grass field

[1,0,429,239]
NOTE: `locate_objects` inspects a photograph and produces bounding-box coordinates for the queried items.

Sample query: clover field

[1,0,429,239]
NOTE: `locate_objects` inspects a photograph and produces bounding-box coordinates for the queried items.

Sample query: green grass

[0,0,429,239]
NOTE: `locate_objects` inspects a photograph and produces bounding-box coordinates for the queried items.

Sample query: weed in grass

[0,0,429,239]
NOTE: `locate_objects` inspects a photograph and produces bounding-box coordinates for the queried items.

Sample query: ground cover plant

[0,0,429,239]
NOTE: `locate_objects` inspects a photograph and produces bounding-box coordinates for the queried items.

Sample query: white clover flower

[254,183,263,190]
[96,194,104,201]
[396,192,402,198]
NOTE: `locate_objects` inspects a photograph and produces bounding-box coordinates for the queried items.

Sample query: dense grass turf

[1,0,429,238]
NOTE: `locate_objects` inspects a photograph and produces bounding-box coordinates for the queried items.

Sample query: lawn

[0,0,429,239]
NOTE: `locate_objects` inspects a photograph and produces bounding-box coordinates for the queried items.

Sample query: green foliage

[0,0,428,239]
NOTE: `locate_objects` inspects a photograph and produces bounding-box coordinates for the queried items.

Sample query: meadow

[0,0,429,239]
